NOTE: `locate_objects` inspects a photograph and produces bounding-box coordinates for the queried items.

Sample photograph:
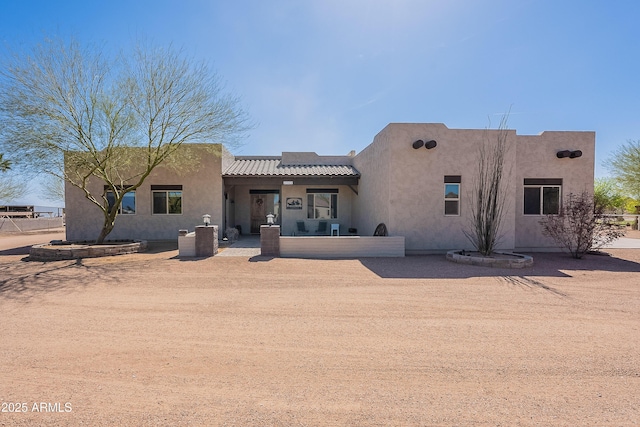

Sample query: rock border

[446,250,533,269]
[29,240,148,261]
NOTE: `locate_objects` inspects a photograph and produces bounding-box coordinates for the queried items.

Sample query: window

[105,189,135,214]
[444,175,461,216]
[151,185,183,214]
[306,189,338,219]
[523,179,562,215]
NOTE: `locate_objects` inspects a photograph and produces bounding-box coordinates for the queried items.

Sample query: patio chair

[315,221,328,235]
[296,221,309,234]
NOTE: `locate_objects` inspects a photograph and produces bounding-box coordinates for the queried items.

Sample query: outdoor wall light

[202,214,211,226]
[412,140,424,149]
[266,213,275,225]
[556,150,582,159]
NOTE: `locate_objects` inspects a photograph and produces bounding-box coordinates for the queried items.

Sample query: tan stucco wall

[281,152,355,166]
[356,123,518,252]
[352,129,392,237]
[65,127,595,249]
[514,131,595,250]
[65,144,225,241]
[352,123,594,253]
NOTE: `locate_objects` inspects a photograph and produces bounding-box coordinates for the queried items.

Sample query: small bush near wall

[540,191,625,259]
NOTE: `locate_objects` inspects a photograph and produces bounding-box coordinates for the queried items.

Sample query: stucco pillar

[195,225,218,257]
[260,225,280,257]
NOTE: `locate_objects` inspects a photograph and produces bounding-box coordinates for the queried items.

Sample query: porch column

[195,225,218,257]
[260,225,280,257]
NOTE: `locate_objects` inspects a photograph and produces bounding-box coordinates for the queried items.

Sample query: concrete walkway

[217,235,261,257]
[604,237,640,249]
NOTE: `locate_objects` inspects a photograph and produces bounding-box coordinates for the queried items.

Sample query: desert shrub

[540,191,625,259]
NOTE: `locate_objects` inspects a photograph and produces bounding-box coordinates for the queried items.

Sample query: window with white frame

[444,175,461,216]
[523,179,562,215]
[151,185,183,214]
[307,188,338,219]
[105,187,136,215]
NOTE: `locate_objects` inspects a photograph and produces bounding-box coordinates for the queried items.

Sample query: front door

[250,191,281,233]
[250,194,267,234]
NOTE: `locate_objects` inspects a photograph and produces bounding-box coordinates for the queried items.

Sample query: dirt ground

[0,234,639,426]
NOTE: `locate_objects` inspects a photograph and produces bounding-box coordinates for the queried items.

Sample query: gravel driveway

[0,231,638,426]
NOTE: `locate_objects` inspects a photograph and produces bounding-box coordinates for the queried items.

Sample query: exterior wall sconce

[557,150,582,159]
[412,139,437,149]
[202,214,211,226]
[266,213,275,225]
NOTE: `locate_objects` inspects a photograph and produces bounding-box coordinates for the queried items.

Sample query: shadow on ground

[0,245,34,256]
[145,241,178,254]
[359,251,640,279]
[0,257,139,303]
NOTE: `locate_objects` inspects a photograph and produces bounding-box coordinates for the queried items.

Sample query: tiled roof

[223,157,360,177]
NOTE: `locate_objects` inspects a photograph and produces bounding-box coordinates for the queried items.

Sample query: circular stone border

[446,250,533,269]
[29,240,148,261]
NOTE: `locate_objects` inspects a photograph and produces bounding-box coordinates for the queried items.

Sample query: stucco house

[65,123,595,253]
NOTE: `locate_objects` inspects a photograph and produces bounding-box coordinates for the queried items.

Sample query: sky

[1,0,639,206]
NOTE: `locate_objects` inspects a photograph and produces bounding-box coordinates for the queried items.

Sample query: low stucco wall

[178,232,196,257]
[0,217,64,233]
[280,236,405,258]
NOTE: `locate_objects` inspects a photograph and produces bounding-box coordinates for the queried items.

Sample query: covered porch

[222,153,361,237]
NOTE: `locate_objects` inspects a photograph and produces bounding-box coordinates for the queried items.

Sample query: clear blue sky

[1,0,639,206]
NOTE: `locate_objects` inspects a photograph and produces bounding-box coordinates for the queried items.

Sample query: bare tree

[0,153,10,172]
[0,176,28,202]
[39,175,65,204]
[464,114,512,256]
[540,191,625,259]
[0,37,250,242]
[0,153,28,202]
